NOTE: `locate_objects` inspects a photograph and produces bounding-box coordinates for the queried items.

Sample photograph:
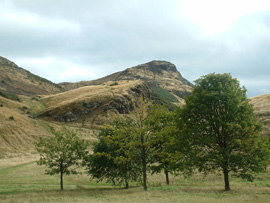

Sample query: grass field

[1,160,270,203]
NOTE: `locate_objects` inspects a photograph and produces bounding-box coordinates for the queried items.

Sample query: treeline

[36,73,270,191]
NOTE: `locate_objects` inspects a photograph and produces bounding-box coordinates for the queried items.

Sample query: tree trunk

[60,162,64,190]
[125,179,129,189]
[223,168,230,191]
[165,169,170,185]
[142,160,147,191]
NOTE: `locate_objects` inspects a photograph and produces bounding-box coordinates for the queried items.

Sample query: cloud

[0,0,269,97]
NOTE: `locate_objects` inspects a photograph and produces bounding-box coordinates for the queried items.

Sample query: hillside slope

[0,56,64,96]
[37,80,154,128]
[0,96,52,154]
[250,94,270,136]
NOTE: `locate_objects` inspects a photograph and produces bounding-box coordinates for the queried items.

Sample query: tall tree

[145,105,178,185]
[85,118,141,189]
[129,98,155,191]
[178,73,269,191]
[36,128,88,190]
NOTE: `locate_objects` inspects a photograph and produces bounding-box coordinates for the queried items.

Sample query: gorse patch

[0,91,21,102]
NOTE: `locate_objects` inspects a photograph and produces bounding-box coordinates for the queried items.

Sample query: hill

[59,60,193,104]
[0,56,269,156]
[0,56,64,96]
[37,80,154,129]
[0,96,51,154]
[250,94,270,136]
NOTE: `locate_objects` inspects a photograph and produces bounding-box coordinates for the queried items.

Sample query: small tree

[145,105,178,185]
[85,119,141,189]
[36,128,88,190]
[178,73,269,191]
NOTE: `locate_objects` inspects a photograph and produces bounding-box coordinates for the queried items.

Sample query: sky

[0,0,270,97]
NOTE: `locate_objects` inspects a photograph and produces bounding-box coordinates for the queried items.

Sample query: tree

[36,128,88,190]
[129,98,155,191]
[88,97,155,191]
[178,73,269,191]
[85,118,141,189]
[145,105,178,185]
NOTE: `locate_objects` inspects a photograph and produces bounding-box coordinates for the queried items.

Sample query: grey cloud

[0,1,269,97]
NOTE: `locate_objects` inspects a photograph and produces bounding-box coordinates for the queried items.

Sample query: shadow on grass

[0,184,141,196]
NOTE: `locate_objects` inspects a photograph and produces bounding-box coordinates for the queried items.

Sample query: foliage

[145,105,179,185]
[85,119,141,189]
[109,81,119,86]
[129,97,158,191]
[86,98,160,191]
[36,128,88,190]
[0,91,21,102]
[177,73,270,191]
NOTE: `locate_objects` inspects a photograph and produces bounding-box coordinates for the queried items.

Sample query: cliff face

[0,56,63,96]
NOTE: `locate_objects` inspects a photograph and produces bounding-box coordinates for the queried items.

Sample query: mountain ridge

[0,56,64,96]
[59,60,193,103]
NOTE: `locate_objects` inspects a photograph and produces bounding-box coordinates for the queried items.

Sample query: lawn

[1,161,270,202]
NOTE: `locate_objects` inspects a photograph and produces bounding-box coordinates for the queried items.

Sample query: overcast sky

[0,0,270,97]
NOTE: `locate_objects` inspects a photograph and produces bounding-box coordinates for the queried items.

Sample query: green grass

[21,96,47,115]
[151,85,178,103]
[1,162,270,202]
[151,85,178,110]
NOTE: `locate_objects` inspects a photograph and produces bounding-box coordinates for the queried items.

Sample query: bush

[109,82,119,86]
[0,91,21,102]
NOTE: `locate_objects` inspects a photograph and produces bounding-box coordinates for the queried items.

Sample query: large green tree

[36,128,88,190]
[178,73,269,191]
[85,118,141,189]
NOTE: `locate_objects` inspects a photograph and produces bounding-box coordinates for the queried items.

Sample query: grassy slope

[0,56,64,96]
[0,162,270,202]
[0,96,97,156]
[0,97,50,154]
[38,80,144,129]
[250,94,270,136]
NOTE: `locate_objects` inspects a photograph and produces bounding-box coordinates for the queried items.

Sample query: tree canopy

[85,118,141,189]
[36,128,88,190]
[177,73,269,191]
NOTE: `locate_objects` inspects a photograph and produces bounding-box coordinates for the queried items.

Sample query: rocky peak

[135,60,178,75]
[118,60,184,83]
